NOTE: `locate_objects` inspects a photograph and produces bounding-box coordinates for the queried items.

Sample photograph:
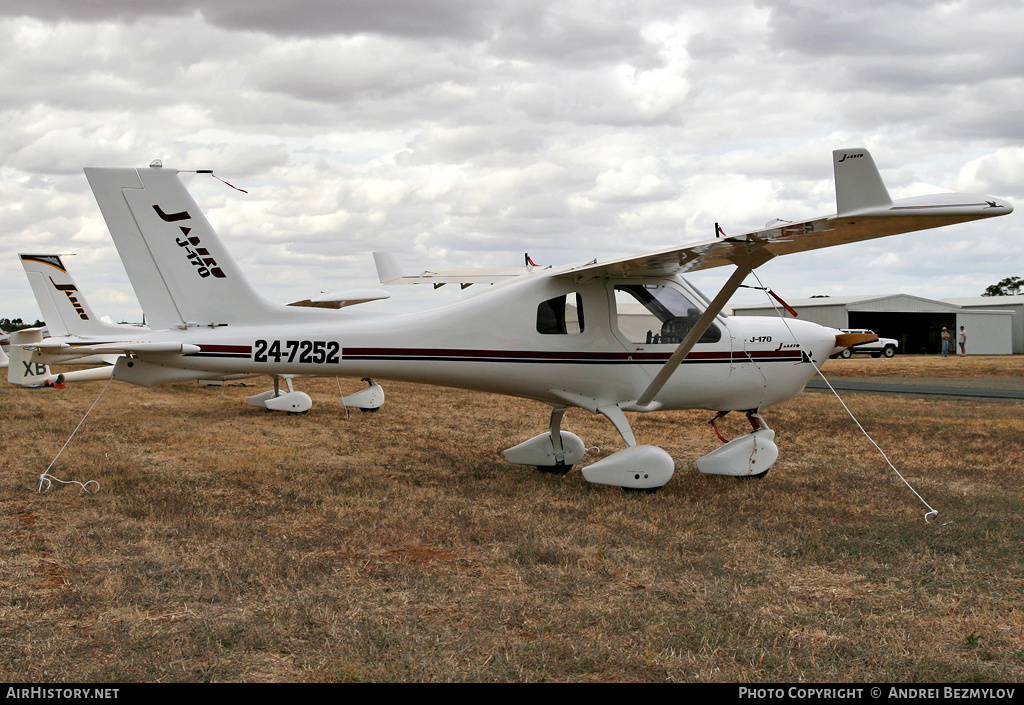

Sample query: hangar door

[847,311,956,355]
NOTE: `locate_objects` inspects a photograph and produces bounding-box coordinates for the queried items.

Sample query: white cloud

[957,147,1024,197]
[0,1,1020,324]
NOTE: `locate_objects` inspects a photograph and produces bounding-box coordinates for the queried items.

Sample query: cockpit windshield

[614,284,721,345]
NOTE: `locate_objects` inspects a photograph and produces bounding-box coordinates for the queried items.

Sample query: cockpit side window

[537,293,585,335]
[614,284,721,345]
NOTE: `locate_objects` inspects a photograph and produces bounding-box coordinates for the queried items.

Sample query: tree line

[0,317,45,332]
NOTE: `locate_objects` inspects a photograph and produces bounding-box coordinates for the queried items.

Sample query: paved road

[806,376,1024,400]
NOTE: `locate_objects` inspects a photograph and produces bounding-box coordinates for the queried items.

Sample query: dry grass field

[2,355,1023,682]
[823,353,1024,379]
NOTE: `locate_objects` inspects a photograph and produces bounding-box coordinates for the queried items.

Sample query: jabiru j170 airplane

[17,148,1012,490]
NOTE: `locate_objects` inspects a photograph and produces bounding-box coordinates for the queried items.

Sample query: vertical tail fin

[6,329,114,386]
[85,166,285,329]
[6,329,56,386]
[20,254,130,337]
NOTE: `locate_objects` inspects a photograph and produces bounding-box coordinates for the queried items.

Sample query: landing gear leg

[597,404,636,447]
[744,412,772,479]
[541,407,573,474]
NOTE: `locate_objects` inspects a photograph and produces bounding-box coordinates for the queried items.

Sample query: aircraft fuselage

[47,274,838,414]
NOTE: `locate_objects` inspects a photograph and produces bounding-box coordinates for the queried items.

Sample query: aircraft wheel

[537,462,572,475]
[359,407,380,413]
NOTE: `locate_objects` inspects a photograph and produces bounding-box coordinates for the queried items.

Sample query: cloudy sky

[1,0,1021,324]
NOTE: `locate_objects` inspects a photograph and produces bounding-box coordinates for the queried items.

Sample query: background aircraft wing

[373,251,547,286]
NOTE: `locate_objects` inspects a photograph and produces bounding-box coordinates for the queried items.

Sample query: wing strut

[634,250,773,409]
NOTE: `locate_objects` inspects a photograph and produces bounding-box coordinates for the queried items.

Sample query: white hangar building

[731,293,1015,355]
[944,295,1024,355]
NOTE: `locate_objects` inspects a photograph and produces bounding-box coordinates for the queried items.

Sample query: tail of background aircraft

[85,166,288,330]
[7,328,59,386]
[20,254,132,337]
[5,329,114,387]
[7,328,51,385]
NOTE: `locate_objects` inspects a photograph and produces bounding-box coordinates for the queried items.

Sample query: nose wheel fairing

[696,412,778,477]
[696,428,778,477]
[341,378,385,412]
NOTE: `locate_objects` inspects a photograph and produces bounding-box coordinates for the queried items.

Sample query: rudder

[85,166,285,329]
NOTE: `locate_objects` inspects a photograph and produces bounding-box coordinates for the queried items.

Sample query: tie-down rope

[750,270,939,523]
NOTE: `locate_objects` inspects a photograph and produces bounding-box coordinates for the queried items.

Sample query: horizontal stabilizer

[24,340,201,356]
[112,356,225,387]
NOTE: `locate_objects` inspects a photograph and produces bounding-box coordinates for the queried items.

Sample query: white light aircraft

[20,149,1012,490]
[7,255,121,387]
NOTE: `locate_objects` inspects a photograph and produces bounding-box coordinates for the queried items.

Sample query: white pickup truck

[833,328,899,358]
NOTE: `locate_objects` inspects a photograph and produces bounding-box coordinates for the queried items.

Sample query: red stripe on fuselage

[198,344,252,354]
[341,348,802,362]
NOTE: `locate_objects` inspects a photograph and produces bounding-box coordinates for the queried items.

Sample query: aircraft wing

[374,150,1011,287]
[558,149,1012,281]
